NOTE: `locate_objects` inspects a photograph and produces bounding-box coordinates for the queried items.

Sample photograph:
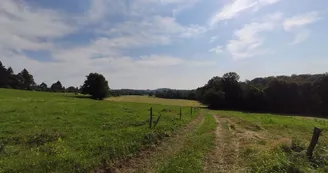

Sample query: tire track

[204,115,239,173]
[109,111,206,173]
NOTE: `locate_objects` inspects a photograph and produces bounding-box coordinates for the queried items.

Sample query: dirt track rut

[204,115,239,173]
[111,112,205,173]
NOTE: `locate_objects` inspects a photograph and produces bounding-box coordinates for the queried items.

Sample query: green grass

[0,89,198,173]
[107,95,202,107]
[158,114,216,173]
[216,111,328,140]
[213,110,328,173]
[4,88,328,173]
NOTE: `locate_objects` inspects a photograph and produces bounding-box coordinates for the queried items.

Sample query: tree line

[2,60,328,116]
[110,88,196,100]
[1,61,109,99]
[0,61,79,93]
[154,89,196,100]
[196,72,328,117]
[110,89,152,96]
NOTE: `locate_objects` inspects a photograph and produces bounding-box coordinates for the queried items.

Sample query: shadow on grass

[206,106,328,119]
[64,94,93,100]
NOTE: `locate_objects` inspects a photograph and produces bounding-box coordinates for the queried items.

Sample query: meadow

[210,110,328,172]
[0,89,198,173]
[1,88,328,173]
[107,95,202,107]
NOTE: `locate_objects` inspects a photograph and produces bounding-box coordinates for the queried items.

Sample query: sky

[0,0,328,89]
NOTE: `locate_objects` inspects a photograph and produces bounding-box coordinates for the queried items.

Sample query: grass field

[107,95,202,107]
[1,88,328,173]
[208,110,328,172]
[0,89,199,173]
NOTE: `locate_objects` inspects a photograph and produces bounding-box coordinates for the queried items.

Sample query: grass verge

[212,110,328,173]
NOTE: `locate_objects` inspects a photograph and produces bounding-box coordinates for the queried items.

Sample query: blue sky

[1,0,327,89]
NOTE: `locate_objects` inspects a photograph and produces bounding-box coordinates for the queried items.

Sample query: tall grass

[215,110,328,173]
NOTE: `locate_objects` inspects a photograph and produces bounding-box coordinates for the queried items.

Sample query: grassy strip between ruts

[156,113,216,173]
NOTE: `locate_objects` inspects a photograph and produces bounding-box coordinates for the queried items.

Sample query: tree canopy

[51,81,64,92]
[0,61,78,93]
[81,73,110,100]
[196,72,328,117]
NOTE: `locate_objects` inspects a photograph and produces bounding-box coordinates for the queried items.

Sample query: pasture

[0,89,198,172]
[106,95,202,107]
[1,88,328,173]
[208,110,328,172]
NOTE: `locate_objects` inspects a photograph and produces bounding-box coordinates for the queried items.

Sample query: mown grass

[107,95,202,107]
[158,114,216,173]
[0,89,198,173]
[214,110,328,173]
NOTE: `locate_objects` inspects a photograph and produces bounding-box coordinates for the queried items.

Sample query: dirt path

[204,114,267,173]
[203,115,239,173]
[110,111,205,173]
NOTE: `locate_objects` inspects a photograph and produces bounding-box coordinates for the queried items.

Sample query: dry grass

[107,95,202,107]
[211,110,328,173]
[204,115,240,173]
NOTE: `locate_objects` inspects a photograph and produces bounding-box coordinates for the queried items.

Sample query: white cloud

[160,0,188,3]
[100,16,206,48]
[209,36,218,43]
[289,30,311,45]
[0,0,217,89]
[169,0,200,17]
[0,0,75,51]
[2,49,216,89]
[86,0,108,22]
[209,0,281,26]
[283,12,321,45]
[209,46,223,53]
[225,12,282,59]
[137,55,184,67]
[283,12,320,31]
[180,25,207,38]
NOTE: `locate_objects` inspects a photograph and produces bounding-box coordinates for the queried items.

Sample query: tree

[0,61,9,88]
[81,73,109,100]
[66,86,79,93]
[39,82,48,91]
[6,67,18,89]
[202,88,225,108]
[243,84,265,111]
[313,75,328,115]
[221,72,243,109]
[17,69,35,90]
[222,72,240,83]
[51,81,64,92]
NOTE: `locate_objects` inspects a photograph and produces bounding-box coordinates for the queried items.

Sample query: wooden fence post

[154,113,162,128]
[307,127,322,158]
[180,108,182,120]
[149,107,153,128]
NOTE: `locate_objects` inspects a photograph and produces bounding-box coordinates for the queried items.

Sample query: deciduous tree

[81,73,109,100]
